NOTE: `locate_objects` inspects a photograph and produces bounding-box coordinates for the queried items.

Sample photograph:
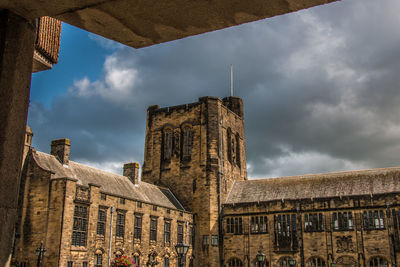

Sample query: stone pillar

[0,10,36,266]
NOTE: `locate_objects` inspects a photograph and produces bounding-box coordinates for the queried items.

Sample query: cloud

[28,0,400,179]
[68,54,140,105]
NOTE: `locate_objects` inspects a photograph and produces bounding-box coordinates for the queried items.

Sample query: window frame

[72,205,88,247]
[164,221,171,243]
[250,216,268,234]
[363,210,385,230]
[333,212,354,231]
[304,213,324,232]
[163,128,173,160]
[133,255,140,267]
[96,208,107,236]
[94,254,102,267]
[150,217,158,242]
[116,213,126,238]
[134,215,142,241]
[182,126,192,161]
[227,258,243,267]
[226,217,243,234]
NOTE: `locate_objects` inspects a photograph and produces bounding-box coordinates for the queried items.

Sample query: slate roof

[31,150,185,211]
[225,167,400,205]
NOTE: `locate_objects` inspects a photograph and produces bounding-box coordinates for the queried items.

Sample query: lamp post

[35,243,46,267]
[175,243,189,267]
[256,251,266,267]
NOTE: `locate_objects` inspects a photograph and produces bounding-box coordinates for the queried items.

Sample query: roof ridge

[249,166,400,182]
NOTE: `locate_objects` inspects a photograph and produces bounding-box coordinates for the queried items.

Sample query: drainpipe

[108,206,115,267]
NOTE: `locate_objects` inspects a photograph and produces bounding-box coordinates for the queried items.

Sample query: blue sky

[31,24,109,106]
[28,0,400,178]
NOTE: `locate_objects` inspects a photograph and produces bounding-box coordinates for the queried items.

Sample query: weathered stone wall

[14,155,62,266]
[15,151,193,267]
[142,96,248,266]
[222,194,400,267]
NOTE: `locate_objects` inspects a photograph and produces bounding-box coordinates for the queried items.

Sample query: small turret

[22,126,34,166]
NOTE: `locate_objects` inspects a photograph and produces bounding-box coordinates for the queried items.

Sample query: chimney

[51,139,71,165]
[123,162,139,184]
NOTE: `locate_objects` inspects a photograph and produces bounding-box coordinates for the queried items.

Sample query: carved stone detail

[336,236,354,253]
[75,185,90,203]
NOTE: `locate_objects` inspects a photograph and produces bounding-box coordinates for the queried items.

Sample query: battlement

[147,96,243,117]
[148,102,200,115]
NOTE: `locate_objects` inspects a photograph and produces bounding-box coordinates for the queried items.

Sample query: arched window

[148,252,158,266]
[280,257,297,267]
[369,257,388,267]
[133,255,140,267]
[228,258,243,267]
[182,126,192,160]
[164,257,170,267]
[94,252,103,267]
[163,128,173,160]
[227,128,233,164]
[235,133,241,167]
[307,257,326,267]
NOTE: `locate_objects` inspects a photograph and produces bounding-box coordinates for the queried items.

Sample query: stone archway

[336,256,357,267]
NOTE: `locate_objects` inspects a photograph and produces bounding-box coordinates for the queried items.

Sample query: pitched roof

[31,150,186,211]
[225,167,400,205]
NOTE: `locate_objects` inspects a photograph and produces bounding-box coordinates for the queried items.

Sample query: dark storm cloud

[28,0,400,177]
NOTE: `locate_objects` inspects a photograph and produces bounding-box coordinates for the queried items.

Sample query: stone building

[15,136,193,266]
[15,96,400,267]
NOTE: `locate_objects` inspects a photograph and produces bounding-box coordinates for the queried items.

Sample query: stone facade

[142,96,247,266]
[15,136,193,267]
[14,96,400,267]
[223,193,400,267]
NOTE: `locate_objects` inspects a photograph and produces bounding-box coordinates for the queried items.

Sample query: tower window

[227,128,237,166]
[235,133,241,167]
[182,126,192,160]
[163,128,173,160]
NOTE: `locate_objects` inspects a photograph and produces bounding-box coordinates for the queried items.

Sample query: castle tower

[142,96,247,266]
